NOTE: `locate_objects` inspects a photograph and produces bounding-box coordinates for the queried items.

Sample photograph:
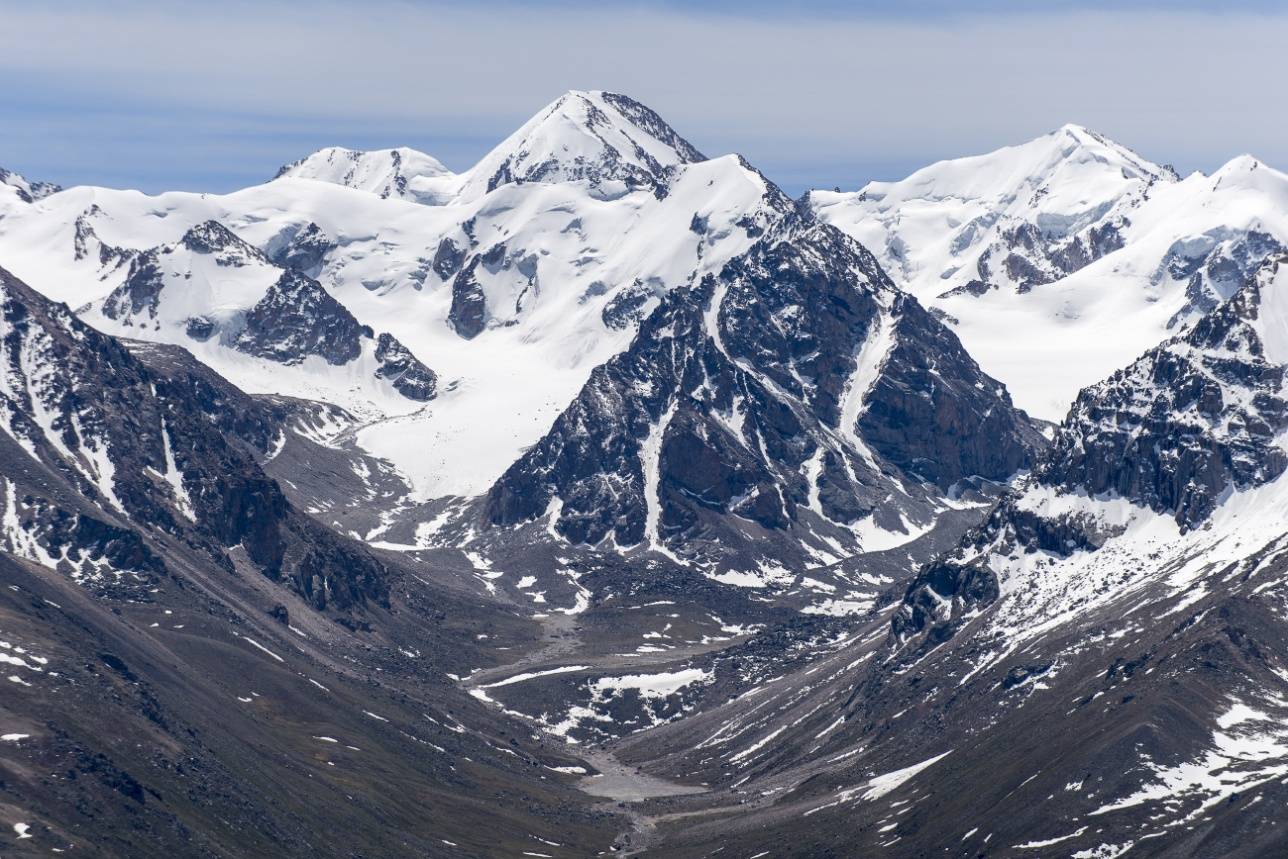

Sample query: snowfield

[812,127,1288,421]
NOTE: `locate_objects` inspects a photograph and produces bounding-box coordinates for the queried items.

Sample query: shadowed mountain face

[484,218,1043,577]
[2,92,1288,858]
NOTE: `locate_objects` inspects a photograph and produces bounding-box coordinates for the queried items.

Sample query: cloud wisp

[1,1,1286,193]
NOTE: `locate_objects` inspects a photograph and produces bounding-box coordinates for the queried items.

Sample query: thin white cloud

[1,1,1286,188]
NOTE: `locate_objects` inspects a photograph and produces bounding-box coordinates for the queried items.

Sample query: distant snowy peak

[459,90,707,201]
[1208,153,1288,200]
[272,91,708,206]
[0,166,60,205]
[810,123,1176,297]
[274,146,455,204]
[859,123,1170,213]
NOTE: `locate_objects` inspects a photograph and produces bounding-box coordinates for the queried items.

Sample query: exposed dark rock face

[179,220,265,262]
[938,278,994,299]
[891,494,1107,643]
[1043,256,1288,526]
[102,250,166,320]
[374,332,437,401]
[482,91,706,198]
[0,265,390,609]
[184,315,215,341]
[598,92,707,163]
[236,270,368,366]
[896,254,1288,643]
[432,236,465,280]
[485,217,1043,566]
[976,216,1129,294]
[859,294,1045,489]
[448,259,488,339]
[72,206,134,269]
[1160,228,1286,327]
[600,280,658,330]
[266,221,334,277]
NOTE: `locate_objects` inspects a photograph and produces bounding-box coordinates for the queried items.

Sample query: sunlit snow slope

[811,125,1288,420]
[0,91,784,500]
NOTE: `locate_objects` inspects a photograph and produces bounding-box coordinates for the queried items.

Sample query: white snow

[591,667,712,698]
[0,91,780,506]
[861,750,953,800]
[159,419,194,520]
[641,400,678,555]
[837,309,895,470]
[813,126,1288,421]
[277,146,454,203]
[240,635,285,663]
[1090,698,1288,824]
[481,665,590,689]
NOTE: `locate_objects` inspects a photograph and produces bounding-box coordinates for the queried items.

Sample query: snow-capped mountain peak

[840,122,1170,223]
[807,124,1248,422]
[274,145,455,203]
[456,89,707,201]
[1208,152,1288,199]
[0,166,61,207]
[270,90,708,207]
[808,123,1174,304]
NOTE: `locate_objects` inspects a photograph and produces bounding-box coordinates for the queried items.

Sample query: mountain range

[2,90,1288,857]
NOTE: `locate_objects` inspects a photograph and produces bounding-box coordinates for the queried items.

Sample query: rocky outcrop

[179,220,265,261]
[1042,255,1288,526]
[266,221,334,278]
[1159,228,1286,327]
[448,259,487,339]
[102,250,166,321]
[103,221,266,323]
[972,217,1129,295]
[431,236,465,280]
[374,332,437,401]
[236,270,369,366]
[0,166,60,203]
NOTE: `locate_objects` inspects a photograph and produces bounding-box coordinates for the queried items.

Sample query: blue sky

[2,1,1286,195]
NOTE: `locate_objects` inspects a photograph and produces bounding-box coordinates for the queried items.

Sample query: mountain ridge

[5,92,1288,857]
